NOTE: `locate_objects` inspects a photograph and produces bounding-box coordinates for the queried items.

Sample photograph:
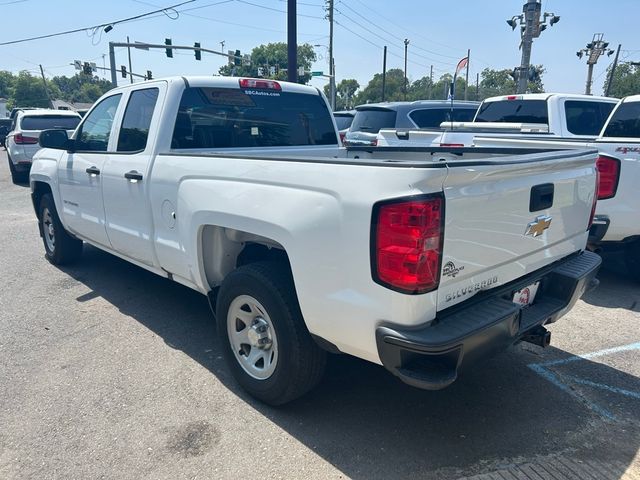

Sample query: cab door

[101,86,163,266]
[57,94,123,247]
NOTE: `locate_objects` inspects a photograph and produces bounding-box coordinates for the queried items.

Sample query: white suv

[6,109,81,183]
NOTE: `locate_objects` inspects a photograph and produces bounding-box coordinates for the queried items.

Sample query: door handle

[85,166,100,176]
[124,170,143,182]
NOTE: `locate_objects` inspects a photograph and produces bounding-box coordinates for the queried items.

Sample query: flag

[455,57,469,77]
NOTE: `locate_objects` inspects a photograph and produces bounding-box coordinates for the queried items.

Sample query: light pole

[403,38,409,100]
[507,0,559,94]
[577,33,615,95]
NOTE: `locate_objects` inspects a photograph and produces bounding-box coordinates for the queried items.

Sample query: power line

[134,0,326,36]
[0,0,195,47]
[235,0,324,20]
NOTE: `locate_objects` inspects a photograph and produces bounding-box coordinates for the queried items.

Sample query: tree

[218,42,317,84]
[603,62,640,98]
[324,78,360,110]
[476,66,544,100]
[354,68,406,104]
[51,74,113,103]
[0,70,15,99]
[10,71,57,108]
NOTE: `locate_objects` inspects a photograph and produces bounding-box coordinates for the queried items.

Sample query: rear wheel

[7,154,26,184]
[38,193,82,265]
[216,262,326,405]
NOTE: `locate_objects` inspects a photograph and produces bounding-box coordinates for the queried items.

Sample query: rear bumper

[376,250,601,390]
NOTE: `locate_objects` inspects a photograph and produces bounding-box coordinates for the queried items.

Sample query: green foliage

[603,62,640,98]
[354,68,407,104]
[50,74,113,103]
[477,65,545,99]
[0,70,15,99]
[218,42,317,84]
[11,71,54,109]
[323,78,360,110]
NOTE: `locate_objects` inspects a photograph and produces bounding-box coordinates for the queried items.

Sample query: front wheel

[38,193,83,265]
[216,262,326,405]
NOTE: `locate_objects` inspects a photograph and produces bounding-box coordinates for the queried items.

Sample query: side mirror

[39,129,73,151]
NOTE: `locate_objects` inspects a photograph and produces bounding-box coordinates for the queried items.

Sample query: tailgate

[438,149,597,310]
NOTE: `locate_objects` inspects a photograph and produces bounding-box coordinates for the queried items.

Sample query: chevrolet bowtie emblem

[525,215,552,237]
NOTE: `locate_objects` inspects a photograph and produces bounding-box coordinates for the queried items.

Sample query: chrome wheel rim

[42,207,55,253]
[227,295,278,380]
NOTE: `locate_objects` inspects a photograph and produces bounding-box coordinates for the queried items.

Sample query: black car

[0,118,11,147]
[344,100,480,146]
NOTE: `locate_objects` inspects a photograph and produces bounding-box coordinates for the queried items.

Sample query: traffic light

[147,70,152,80]
[121,66,127,78]
[234,49,241,66]
[82,62,92,75]
[194,42,201,61]
[165,38,173,58]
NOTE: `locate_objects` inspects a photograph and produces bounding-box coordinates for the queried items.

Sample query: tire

[625,241,640,282]
[38,193,83,265]
[7,154,26,184]
[216,262,326,405]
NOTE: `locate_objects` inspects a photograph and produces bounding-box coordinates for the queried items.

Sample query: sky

[1,0,639,97]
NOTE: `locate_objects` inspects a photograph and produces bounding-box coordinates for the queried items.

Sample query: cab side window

[117,88,159,152]
[75,94,122,152]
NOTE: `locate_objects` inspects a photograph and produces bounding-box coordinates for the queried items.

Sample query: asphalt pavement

[0,150,638,480]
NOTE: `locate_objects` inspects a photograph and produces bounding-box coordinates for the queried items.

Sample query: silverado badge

[525,215,552,237]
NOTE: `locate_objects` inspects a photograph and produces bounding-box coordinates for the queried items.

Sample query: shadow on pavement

[582,250,640,311]
[60,245,640,479]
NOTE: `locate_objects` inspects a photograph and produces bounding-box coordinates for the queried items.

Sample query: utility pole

[38,64,53,109]
[605,44,622,97]
[287,0,297,83]
[476,72,480,100]
[428,65,433,99]
[327,0,335,110]
[577,34,615,95]
[219,40,225,53]
[382,46,387,102]
[403,38,409,100]
[464,49,470,100]
[127,36,134,84]
[507,0,560,94]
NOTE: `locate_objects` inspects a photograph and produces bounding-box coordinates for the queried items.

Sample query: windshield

[21,115,80,131]
[334,115,354,130]
[171,87,337,149]
[350,109,397,133]
[475,100,548,124]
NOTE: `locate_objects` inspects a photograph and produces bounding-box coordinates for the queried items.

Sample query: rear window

[333,115,354,130]
[565,100,616,136]
[20,115,80,131]
[475,100,548,124]
[602,102,640,138]
[409,107,477,128]
[171,87,337,149]
[350,109,397,133]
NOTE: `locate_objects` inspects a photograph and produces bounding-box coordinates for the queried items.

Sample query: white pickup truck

[473,94,640,280]
[377,93,618,147]
[30,76,601,405]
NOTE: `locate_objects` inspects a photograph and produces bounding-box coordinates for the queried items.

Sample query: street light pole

[287,0,297,83]
[507,0,560,94]
[403,38,409,100]
[328,0,335,110]
[577,33,615,95]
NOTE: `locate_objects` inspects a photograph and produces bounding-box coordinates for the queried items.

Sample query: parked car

[32,76,600,405]
[6,109,81,183]
[9,107,37,120]
[344,100,479,146]
[332,109,355,143]
[0,118,11,147]
[380,93,618,147]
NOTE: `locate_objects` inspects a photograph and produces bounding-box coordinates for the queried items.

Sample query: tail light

[588,167,599,230]
[372,194,444,294]
[339,131,346,144]
[239,78,281,90]
[595,155,620,200]
[439,143,465,148]
[14,133,39,144]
